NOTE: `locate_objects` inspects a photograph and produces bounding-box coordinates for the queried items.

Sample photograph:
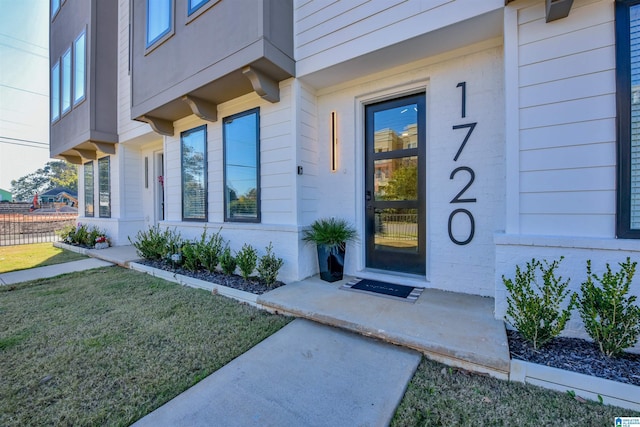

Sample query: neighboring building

[49,0,640,348]
[0,188,11,202]
[39,187,78,206]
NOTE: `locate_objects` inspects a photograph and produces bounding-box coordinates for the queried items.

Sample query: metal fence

[0,213,77,246]
[376,212,418,240]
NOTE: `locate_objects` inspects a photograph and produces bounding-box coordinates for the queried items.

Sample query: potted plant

[302,217,357,282]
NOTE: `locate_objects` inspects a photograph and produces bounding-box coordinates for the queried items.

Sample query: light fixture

[330,111,338,172]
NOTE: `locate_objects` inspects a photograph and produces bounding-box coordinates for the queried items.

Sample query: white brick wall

[313,41,505,295]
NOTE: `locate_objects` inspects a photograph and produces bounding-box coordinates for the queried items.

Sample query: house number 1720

[448,82,477,245]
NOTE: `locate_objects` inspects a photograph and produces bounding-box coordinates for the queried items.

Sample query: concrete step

[257,276,511,379]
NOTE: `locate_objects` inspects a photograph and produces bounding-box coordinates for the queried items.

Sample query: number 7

[452,122,477,162]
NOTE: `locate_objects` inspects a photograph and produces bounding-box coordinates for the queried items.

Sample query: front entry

[364,93,426,275]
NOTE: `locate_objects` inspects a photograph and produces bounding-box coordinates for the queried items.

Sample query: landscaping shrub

[59,223,107,248]
[503,257,577,350]
[220,246,237,275]
[129,225,167,260]
[129,225,183,262]
[236,244,258,280]
[257,242,284,287]
[196,228,224,272]
[181,241,200,272]
[578,258,640,357]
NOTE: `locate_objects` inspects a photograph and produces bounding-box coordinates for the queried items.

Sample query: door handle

[366,190,372,201]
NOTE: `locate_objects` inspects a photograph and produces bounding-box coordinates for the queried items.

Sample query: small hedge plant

[503,257,577,350]
[257,242,284,287]
[236,244,258,280]
[579,258,640,357]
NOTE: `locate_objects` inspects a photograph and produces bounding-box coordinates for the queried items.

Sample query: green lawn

[0,267,291,426]
[392,357,639,427]
[2,264,637,426]
[0,242,86,273]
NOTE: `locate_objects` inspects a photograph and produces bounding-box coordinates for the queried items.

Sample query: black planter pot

[316,244,346,282]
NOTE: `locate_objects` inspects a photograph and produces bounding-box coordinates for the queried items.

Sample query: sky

[0,0,51,193]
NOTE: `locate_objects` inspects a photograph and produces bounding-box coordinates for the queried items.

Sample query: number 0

[448,208,475,245]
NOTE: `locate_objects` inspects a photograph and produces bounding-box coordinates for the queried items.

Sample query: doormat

[340,278,423,303]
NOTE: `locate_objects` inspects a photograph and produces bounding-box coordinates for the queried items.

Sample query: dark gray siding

[50,0,118,160]
[130,0,294,123]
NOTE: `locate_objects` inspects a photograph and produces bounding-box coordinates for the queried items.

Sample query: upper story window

[51,0,60,19]
[51,29,88,123]
[51,61,60,122]
[181,125,207,221]
[223,108,260,223]
[61,47,72,115]
[73,30,86,105]
[188,0,209,15]
[146,0,174,48]
[616,0,640,238]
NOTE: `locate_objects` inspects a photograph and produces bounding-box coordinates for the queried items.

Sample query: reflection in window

[73,31,86,105]
[98,157,110,218]
[146,0,173,47]
[188,0,209,15]
[374,156,418,201]
[51,0,60,18]
[616,2,640,237]
[224,108,260,222]
[51,61,60,122]
[61,48,71,114]
[181,126,207,221]
[84,161,94,217]
[374,208,418,253]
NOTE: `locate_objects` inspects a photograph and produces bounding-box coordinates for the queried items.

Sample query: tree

[382,163,417,201]
[10,161,78,201]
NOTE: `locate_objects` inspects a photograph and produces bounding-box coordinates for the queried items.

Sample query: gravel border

[507,330,640,386]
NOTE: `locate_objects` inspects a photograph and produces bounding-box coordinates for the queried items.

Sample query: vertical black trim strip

[616,0,640,238]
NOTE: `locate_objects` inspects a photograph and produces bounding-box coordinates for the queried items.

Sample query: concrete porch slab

[258,276,510,378]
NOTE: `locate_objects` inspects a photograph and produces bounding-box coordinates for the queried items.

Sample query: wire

[0,84,48,97]
[0,33,47,50]
[0,139,49,150]
[0,136,48,146]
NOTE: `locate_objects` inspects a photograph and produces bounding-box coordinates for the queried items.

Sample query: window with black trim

[51,60,60,122]
[181,125,207,221]
[146,0,173,48]
[98,157,111,218]
[73,30,86,105]
[223,108,260,222]
[616,0,640,238]
[84,161,94,217]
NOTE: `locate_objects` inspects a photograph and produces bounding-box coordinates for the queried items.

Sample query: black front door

[364,93,426,275]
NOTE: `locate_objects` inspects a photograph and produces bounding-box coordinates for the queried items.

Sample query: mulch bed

[137,259,286,295]
[507,329,640,386]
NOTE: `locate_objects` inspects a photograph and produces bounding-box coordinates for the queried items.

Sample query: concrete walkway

[0,258,113,285]
[132,319,421,427]
[20,243,510,424]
